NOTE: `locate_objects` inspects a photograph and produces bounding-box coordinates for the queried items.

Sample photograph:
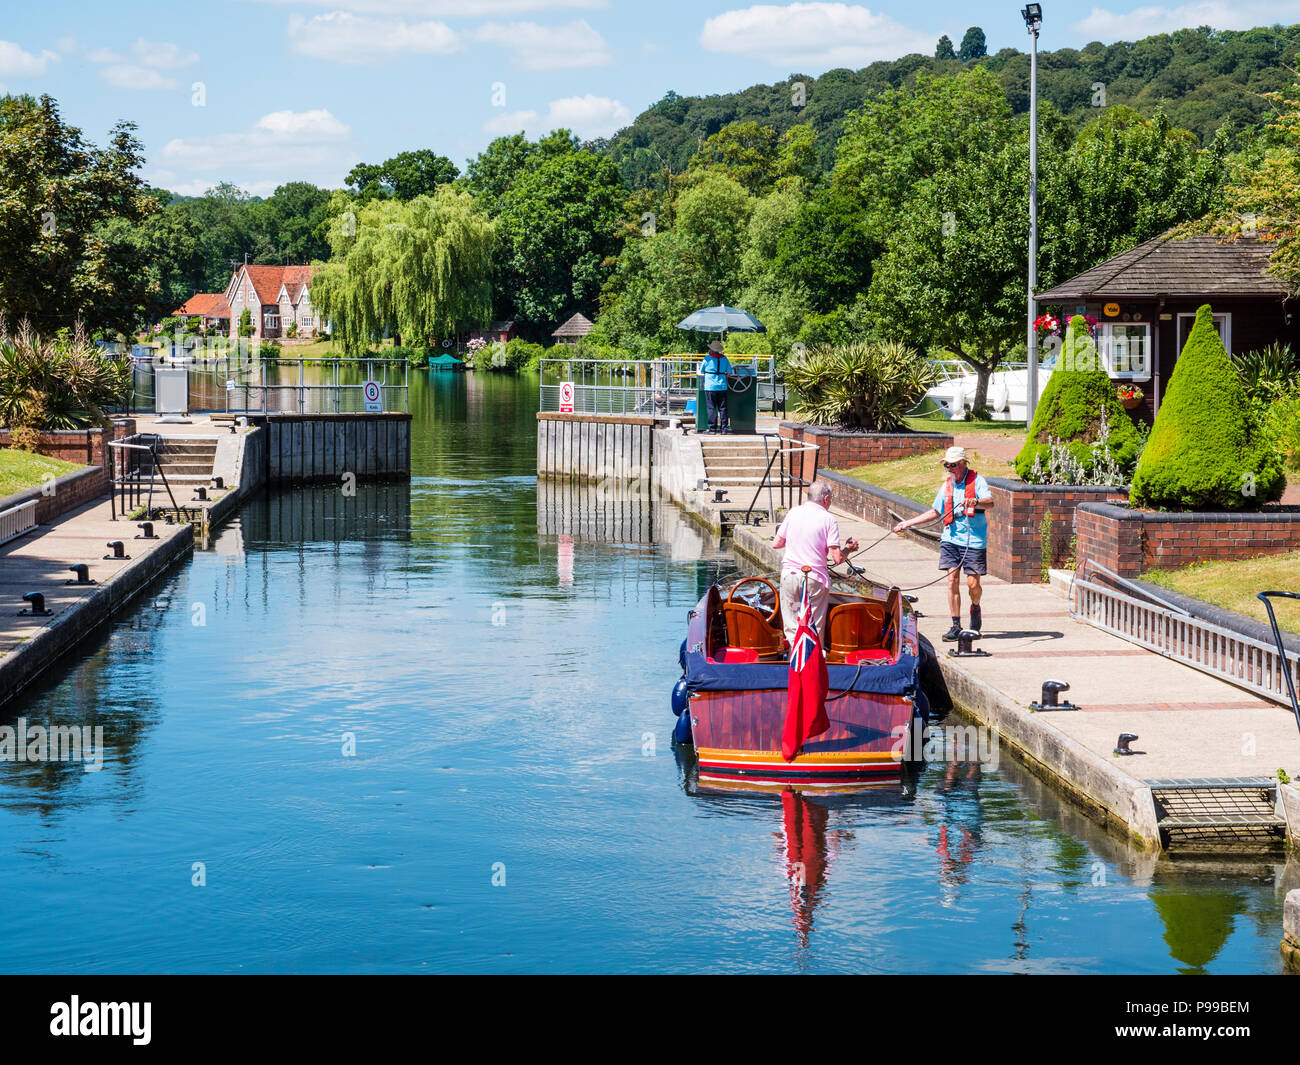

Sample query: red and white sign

[362,380,382,412]
[559,381,575,414]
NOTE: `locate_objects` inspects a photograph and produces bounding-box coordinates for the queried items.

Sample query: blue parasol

[675,306,766,334]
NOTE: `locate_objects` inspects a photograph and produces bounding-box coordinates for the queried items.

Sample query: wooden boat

[673,574,928,792]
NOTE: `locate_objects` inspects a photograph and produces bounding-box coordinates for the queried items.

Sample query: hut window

[1097,323,1150,379]
[1176,312,1231,356]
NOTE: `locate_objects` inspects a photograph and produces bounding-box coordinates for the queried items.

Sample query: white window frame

[1096,321,1152,380]
[1176,312,1231,356]
[263,312,280,329]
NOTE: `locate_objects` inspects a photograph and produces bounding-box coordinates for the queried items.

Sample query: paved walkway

[745,502,1300,783]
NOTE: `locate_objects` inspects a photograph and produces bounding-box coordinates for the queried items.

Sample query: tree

[1130,304,1284,509]
[462,129,580,215]
[347,150,459,201]
[959,27,987,62]
[0,94,159,335]
[686,121,780,196]
[249,182,332,264]
[494,150,625,332]
[935,35,956,60]
[312,186,495,354]
[171,182,256,291]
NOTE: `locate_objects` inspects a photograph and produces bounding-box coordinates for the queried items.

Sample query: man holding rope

[892,447,994,641]
[772,481,859,645]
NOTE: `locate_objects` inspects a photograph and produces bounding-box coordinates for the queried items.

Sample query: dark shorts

[939,542,987,575]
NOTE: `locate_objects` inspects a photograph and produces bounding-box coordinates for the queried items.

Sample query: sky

[1,0,1298,197]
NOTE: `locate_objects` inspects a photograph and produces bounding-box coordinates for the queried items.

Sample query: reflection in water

[780,790,835,950]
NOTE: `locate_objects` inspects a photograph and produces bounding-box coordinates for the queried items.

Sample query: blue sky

[1,1,1296,196]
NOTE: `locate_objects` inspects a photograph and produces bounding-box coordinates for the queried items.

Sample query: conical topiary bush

[1130,304,1285,510]
[1015,315,1141,480]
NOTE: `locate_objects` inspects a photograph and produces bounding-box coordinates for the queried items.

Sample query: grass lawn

[0,448,84,497]
[904,414,1028,437]
[1143,551,1300,632]
[842,448,1018,507]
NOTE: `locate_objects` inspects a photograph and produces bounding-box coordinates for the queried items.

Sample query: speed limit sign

[559,381,575,414]
[362,380,382,412]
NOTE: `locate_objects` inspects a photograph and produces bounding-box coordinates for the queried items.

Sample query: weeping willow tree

[313,186,495,353]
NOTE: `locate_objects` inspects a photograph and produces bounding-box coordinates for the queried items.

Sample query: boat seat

[721,601,784,656]
[845,649,893,665]
[827,602,887,654]
[711,647,759,664]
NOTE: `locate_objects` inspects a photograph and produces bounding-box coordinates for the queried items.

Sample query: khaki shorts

[780,570,830,646]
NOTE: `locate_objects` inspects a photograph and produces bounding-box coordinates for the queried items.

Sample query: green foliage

[258,342,281,358]
[313,186,495,354]
[346,149,459,201]
[784,340,936,430]
[959,27,987,62]
[935,35,956,60]
[462,130,580,215]
[494,149,625,334]
[0,321,130,432]
[1260,380,1300,472]
[1016,316,1142,479]
[1130,305,1285,510]
[1232,342,1298,400]
[1039,511,1053,582]
[238,308,254,337]
[504,337,546,371]
[0,94,158,336]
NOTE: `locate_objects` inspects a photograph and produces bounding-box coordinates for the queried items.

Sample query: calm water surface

[0,371,1293,974]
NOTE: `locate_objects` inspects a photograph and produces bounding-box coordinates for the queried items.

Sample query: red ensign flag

[782,583,829,762]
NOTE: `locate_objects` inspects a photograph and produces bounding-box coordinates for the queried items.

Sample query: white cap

[944,446,967,463]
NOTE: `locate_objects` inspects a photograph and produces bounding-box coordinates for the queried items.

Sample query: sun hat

[944,446,967,464]
[708,339,724,352]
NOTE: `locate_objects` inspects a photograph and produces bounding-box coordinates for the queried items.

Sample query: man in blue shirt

[701,339,732,433]
[892,446,995,640]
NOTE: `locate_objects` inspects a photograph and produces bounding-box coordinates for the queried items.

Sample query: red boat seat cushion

[712,647,759,664]
[845,649,892,664]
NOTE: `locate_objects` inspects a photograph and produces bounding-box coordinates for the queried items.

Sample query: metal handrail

[743,436,819,525]
[1258,591,1300,736]
[107,439,182,522]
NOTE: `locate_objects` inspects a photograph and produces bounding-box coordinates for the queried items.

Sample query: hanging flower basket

[1117,384,1144,410]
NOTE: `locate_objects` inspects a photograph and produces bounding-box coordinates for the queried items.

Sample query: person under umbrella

[701,339,732,433]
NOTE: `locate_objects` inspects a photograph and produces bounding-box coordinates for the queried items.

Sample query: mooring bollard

[948,629,990,658]
[66,564,95,585]
[194,486,208,501]
[19,592,52,616]
[1031,679,1078,712]
[212,476,224,490]
[136,522,156,539]
[1114,732,1139,756]
[104,540,129,560]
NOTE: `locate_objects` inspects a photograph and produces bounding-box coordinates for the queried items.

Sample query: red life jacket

[942,470,978,526]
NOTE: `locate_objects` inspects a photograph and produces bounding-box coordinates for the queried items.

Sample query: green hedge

[1015,315,1141,479]
[1131,304,1284,509]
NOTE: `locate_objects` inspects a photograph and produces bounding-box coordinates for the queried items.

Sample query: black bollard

[1114,732,1139,756]
[194,486,208,501]
[104,540,130,560]
[713,489,728,503]
[19,592,52,616]
[136,522,156,540]
[947,629,990,658]
[66,564,95,585]
[1031,679,1079,712]
[212,476,224,490]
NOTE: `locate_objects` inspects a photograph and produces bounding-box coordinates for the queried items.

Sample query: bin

[695,366,758,434]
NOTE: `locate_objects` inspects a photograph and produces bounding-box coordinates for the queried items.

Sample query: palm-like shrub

[0,322,130,441]
[786,340,936,430]
[1130,304,1285,509]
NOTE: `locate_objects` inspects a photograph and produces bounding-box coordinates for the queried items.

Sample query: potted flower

[1116,384,1144,410]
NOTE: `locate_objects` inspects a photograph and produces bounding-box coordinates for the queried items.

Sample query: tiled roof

[175,293,231,318]
[236,264,315,306]
[1036,233,1290,302]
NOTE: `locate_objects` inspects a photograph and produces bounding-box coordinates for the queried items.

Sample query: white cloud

[131,39,199,69]
[288,12,461,63]
[1070,3,1300,39]
[700,3,933,67]
[86,47,125,64]
[256,0,604,13]
[101,66,179,90]
[147,109,356,195]
[472,19,612,70]
[484,94,629,139]
[0,40,58,78]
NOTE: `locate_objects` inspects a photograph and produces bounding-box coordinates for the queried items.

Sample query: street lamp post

[1023,4,1042,423]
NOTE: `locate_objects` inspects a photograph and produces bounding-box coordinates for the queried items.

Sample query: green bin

[695,367,758,434]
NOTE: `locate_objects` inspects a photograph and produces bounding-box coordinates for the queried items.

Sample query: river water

[0,371,1293,974]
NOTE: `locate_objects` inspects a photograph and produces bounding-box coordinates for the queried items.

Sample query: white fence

[0,500,38,545]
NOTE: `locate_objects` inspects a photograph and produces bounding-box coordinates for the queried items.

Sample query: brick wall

[778,422,952,483]
[986,479,1129,583]
[819,471,935,549]
[1075,502,1300,577]
[0,419,134,467]
[0,465,110,526]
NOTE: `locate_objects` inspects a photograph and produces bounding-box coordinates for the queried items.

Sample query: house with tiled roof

[1036,233,1299,419]
[175,292,231,333]
[223,264,319,341]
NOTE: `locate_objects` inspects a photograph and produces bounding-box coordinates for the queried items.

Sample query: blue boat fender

[679,638,687,673]
[671,677,690,717]
[673,708,693,745]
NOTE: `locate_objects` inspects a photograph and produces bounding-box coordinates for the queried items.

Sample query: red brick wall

[819,471,934,548]
[778,422,952,482]
[0,420,134,467]
[986,480,1130,583]
[1075,502,1300,577]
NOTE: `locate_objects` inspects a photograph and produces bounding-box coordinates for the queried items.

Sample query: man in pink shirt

[771,481,859,644]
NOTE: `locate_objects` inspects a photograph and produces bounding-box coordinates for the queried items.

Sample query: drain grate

[1148,777,1286,847]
